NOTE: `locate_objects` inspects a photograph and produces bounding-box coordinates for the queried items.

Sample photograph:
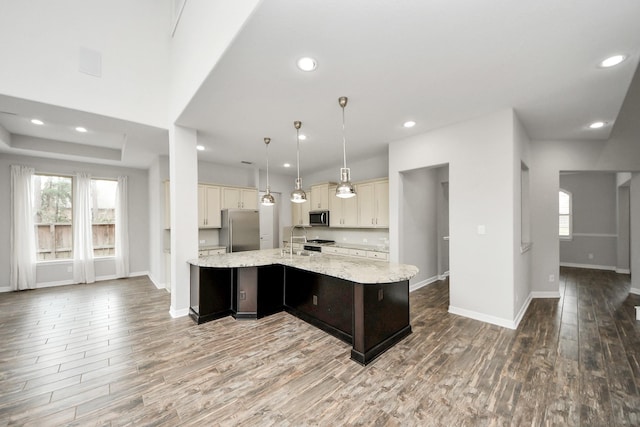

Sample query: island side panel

[257,265,285,318]
[189,265,233,324]
[351,280,412,365]
[284,266,353,343]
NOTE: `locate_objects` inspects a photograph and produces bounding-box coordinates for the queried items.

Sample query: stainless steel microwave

[309,210,330,226]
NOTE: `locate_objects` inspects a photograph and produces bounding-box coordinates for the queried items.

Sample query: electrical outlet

[549,274,555,282]
[363,238,368,243]
[199,240,205,244]
[312,295,318,305]
[239,291,246,300]
[588,253,594,260]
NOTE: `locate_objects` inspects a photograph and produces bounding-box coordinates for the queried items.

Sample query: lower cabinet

[189,264,233,324]
[232,265,284,319]
[284,267,353,342]
[189,264,411,365]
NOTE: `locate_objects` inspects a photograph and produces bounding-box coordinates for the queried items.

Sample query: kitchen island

[189,249,418,365]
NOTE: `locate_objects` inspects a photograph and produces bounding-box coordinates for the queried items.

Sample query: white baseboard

[615,268,631,274]
[170,306,189,318]
[448,305,516,330]
[410,275,441,292]
[37,279,75,288]
[631,287,640,296]
[0,286,11,293]
[531,291,561,298]
[560,262,615,271]
[513,293,533,328]
[147,273,166,290]
[438,271,450,281]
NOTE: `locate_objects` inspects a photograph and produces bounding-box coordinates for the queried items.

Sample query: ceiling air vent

[241,161,253,165]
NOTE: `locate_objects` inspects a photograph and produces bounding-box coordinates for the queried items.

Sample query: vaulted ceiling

[1,0,639,172]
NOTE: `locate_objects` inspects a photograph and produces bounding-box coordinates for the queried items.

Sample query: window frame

[32,173,119,262]
[33,173,74,263]
[559,188,572,240]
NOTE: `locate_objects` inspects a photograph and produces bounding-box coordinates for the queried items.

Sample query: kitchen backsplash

[283,226,389,250]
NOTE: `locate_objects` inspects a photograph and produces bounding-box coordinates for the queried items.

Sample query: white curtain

[10,165,37,291]
[115,175,129,278]
[73,173,95,284]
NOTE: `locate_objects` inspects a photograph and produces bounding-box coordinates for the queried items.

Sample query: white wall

[631,174,640,294]
[303,152,388,186]
[559,172,617,269]
[390,109,518,327]
[0,0,170,128]
[148,156,164,288]
[169,0,261,121]
[617,185,631,273]
[0,153,149,289]
[513,113,532,319]
[400,167,439,286]
[529,139,640,294]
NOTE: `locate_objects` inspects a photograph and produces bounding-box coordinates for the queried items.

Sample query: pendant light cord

[296,127,301,181]
[266,143,270,189]
[342,106,347,169]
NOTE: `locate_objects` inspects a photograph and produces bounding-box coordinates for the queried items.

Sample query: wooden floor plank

[0,268,639,425]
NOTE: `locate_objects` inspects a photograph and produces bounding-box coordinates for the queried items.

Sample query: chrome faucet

[289,225,308,257]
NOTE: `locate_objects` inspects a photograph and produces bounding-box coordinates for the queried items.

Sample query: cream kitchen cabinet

[357,179,389,228]
[291,198,310,226]
[198,185,221,228]
[329,185,358,227]
[310,183,331,210]
[222,187,258,210]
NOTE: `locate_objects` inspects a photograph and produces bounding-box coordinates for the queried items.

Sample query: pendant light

[260,137,275,206]
[290,121,307,203]
[336,96,356,198]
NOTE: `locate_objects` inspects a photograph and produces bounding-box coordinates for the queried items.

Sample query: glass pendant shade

[336,168,356,198]
[290,121,307,203]
[336,96,356,199]
[261,137,276,206]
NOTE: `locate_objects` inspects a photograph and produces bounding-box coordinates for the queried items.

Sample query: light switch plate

[477,225,486,235]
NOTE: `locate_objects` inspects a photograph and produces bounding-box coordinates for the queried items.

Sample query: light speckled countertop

[189,249,418,284]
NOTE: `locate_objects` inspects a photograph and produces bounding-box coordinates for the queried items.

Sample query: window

[32,175,118,260]
[91,179,117,257]
[559,189,572,239]
[33,175,73,260]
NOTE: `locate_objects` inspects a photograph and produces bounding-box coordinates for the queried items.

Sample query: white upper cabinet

[292,197,311,226]
[198,184,221,228]
[310,183,331,210]
[357,179,389,228]
[329,185,358,227]
[222,187,258,210]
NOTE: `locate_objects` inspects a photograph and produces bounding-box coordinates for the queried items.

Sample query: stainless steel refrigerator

[219,209,260,253]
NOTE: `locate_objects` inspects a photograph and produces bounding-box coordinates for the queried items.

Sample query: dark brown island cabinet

[189,264,411,365]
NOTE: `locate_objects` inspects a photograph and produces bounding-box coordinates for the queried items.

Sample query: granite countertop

[188,248,418,284]
[165,245,226,254]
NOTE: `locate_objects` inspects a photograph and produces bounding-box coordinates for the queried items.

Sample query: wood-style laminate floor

[1,268,639,426]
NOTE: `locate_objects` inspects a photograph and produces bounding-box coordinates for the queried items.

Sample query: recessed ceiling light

[296,57,317,72]
[298,134,307,141]
[30,119,44,125]
[589,121,606,129]
[403,121,416,128]
[600,54,627,68]
[196,145,205,151]
[75,126,87,133]
[283,163,291,168]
